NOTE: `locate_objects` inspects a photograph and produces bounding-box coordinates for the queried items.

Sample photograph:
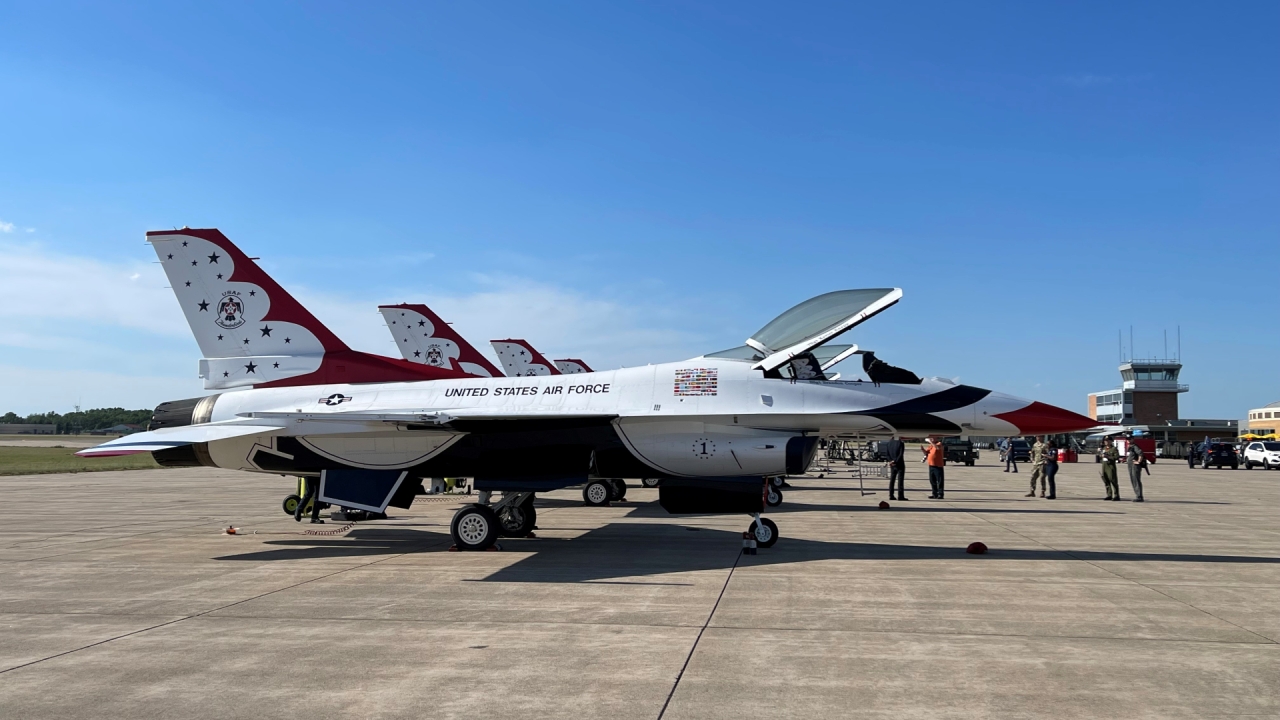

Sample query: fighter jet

[491,339,593,377]
[378,304,503,378]
[82,228,1097,552]
[379,304,593,378]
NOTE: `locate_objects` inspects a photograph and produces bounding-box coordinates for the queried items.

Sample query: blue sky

[1,1,1276,417]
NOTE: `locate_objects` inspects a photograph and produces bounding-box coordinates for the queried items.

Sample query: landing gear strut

[493,492,537,537]
[766,485,783,507]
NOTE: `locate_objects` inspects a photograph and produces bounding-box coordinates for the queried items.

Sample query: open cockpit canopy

[745,288,901,372]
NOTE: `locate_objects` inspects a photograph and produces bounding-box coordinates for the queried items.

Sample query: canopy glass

[749,289,898,353]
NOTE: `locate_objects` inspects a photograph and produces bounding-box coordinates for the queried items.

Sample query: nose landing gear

[747,514,779,549]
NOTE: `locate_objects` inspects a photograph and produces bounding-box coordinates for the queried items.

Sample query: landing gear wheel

[748,518,779,548]
[498,499,537,537]
[642,478,661,488]
[450,504,500,551]
[282,494,301,516]
[770,476,786,488]
[583,480,612,507]
[766,486,783,507]
[609,479,628,501]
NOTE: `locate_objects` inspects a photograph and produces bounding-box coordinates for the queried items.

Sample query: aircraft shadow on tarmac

[215,515,1280,584]
[619,499,1121,518]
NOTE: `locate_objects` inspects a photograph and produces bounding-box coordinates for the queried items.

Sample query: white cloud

[0,241,189,337]
[0,220,15,233]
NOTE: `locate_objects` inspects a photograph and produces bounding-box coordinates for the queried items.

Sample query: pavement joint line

[952,504,1279,646]
[0,538,447,677]
[700,623,1280,646]
[656,543,743,720]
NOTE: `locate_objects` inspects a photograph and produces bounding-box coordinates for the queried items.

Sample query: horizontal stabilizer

[76,423,283,457]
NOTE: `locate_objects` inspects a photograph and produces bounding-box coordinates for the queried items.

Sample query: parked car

[1242,441,1280,470]
[942,437,978,466]
[1199,442,1238,470]
[1006,439,1032,463]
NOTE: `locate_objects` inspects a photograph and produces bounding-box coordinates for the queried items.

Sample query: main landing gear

[450,491,540,551]
[766,485,784,507]
[582,479,627,506]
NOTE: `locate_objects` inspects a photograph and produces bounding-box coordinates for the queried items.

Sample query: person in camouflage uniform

[1099,438,1121,501]
[1026,436,1050,497]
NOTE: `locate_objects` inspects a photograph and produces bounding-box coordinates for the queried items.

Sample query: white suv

[1242,441,1280,470]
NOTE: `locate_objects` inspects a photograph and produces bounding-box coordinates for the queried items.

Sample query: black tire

[1265,460,1271,471]
[282,494,301,516]
[450,504,500,551]
[966,460,975,467]
[1231,462,1238,470]
[583,480,612,507]
[770,476,786,488]
[498,498,537,537]
[642,478,661,488]
[1244,460,1253,470]
[748,518,779,548]
[609,479,627,501]
[766,486,783,507]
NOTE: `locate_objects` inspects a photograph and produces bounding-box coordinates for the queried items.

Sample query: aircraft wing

[236,409,618,425]
[76,422,284,457]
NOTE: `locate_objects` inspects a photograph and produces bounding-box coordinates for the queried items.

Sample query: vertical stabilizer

[149,228,467,389]
[379,304,504,378]
[491,339,561,376]
[554,359,593,374]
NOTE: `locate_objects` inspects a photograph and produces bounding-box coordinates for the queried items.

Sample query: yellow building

[1244,401,1280,440]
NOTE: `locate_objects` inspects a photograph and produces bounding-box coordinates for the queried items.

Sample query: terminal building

[1086,359,1237,444]
[1244,402,1279,439]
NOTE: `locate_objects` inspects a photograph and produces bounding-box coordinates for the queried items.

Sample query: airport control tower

[1087,359,1188,425]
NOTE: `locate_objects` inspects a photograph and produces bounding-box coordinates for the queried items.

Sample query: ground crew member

[1043,440,1059,499]
[1027,436,1049,497]
[1126,440,1147,502]
[1099,438,1121,501]
[1003,436,1019,473]
[885,436,908,501]
[923,436,946,499]
[294,476,325,524]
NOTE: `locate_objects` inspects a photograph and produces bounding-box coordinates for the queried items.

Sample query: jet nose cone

[993,401,1096,435]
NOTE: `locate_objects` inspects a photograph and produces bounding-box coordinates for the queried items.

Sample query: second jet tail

[379,304,504,378]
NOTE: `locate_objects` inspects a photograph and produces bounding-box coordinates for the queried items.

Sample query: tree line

[0,408,153,434]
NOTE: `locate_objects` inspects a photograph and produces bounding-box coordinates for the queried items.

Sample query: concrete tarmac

[0,459,1277,719]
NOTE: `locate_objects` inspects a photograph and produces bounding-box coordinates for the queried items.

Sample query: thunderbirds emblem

[424,343,445,367]
[215,291,246,329]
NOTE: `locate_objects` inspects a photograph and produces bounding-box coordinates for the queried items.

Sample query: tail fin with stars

[149,228,468,390]
[490,339,561,377]
[378,303,504,378]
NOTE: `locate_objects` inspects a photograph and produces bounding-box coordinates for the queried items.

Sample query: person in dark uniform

[1043,440,1059,499]
[294,476,325,524]
[1003,436,1019,473]
[884,436,907,500]
[1126,439,1147,502]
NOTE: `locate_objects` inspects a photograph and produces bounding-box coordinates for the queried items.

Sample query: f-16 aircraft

[82,228,1097,552]
[378,304,503,378]
[380,304,593,377]
[490,339,561,377]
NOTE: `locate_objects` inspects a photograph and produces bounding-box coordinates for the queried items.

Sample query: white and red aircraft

[81,228,1097,551]
[378,304,504,378]
[380,304,593,378]
[491,339,593,377]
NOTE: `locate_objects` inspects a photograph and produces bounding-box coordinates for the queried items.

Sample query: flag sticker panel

[674,368,718,396]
